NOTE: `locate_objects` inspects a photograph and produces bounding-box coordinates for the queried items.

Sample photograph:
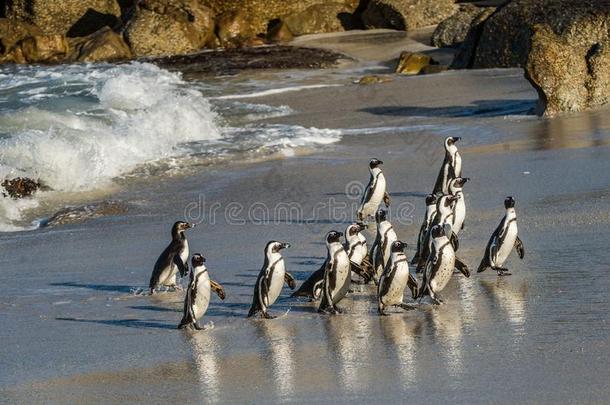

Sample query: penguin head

[369,158,383,169]
[326,230,343,244]
[390,240,407,253]
[266,241,290,254]
[449,177,469,193]
[191,253,206,267]
[440,194,458,208]
[375,209,387,223]
[425,194,438,206]
[346,222,366,237]
[430,224,445,239]
[172,221,194,237]
[445,136,461,149]
[504,196,515,209]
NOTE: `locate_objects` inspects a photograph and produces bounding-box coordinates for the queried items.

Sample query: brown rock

[126,0,215,57]
[449,7,496,69]
[421,64,448,74]
[0,18,42,53]
[283,3,354,36]
[201,0,359,35]
[267,20,294,43]
[362,0,457,31]
[357,75,393,85]
[431,4,495,48]
[525,22,610,116]
[395,51,434,75]
[215,10,256,48]
[69,27,132,62]
[4,0,121,36]
[1,178,42,199]
[15,34,70,63]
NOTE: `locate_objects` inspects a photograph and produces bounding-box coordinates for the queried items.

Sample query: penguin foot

[496,268,512,276]
[430,295,444,305]
[335,306,345,314]
[194,322,204,330]
[318,307,337,315]
[398,303,416,311]
[262,312,276,320]
[378,309,389,316]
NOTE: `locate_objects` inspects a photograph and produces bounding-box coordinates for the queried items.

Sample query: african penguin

[411,194,438,265]
[178,253,226,330]
[477,196,524,276]
[345,222,374,284]
[417,224,470,305]
[370,209,397,283]
[378,241,419,315]
[319,230,351,314]
[248,241,295,319]
[432,136,462,196]
[415,194,458,273]
[357,158,390,222]
[149,221,194,294]
[448,177,469,239]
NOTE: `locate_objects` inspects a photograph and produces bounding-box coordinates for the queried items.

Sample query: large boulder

[0,18,42,54]
[449,6,496,68]
[125,0,215,57]
[525,20,610,116]
[215,10,256,48]
[431,4,495,48]
[69,27,132,62]
[362,0,457,31]
[202,0,359,35]
[3,0,121,37]
[4,34,70,63]
[283,3,355,36]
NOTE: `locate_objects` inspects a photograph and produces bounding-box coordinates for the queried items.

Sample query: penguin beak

[281,242,291,249]
[201,257,206,262]
[186,223,195,229]
[453,137,461,142]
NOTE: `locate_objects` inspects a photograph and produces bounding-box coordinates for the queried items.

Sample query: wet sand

[1,31,610,404]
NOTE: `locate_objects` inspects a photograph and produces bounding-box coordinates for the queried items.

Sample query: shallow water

[1,33,610,404]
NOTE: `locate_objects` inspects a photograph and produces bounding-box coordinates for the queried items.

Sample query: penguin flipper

[210,280,226,300]
[450,232,459,251]
[284,272,296,290]
[291,264,326,298]
[407,272,419,298]
[515,236,525,259]
[350,261,373,283]
[455,257,470,278]
[383,192,391,207]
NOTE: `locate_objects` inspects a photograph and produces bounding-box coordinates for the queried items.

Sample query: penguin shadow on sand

[56,316,176,330]
[49,281,136,294]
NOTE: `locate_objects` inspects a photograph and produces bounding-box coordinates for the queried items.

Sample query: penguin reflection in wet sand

[478,196,524,276]
[432,137,462,196]
[178,254,226,330]
[149,221,194,294]
[418,224,470,305]
[345,222,374,284]
[378,241,418,315]
[319,231,351,314]
[248,241,295,319]
[412,194,438,265]
[357,158,390,222]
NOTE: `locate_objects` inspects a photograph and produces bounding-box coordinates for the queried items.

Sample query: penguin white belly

[496,223,518,267]
[180,240,189,267]
[454,153,462,177]
[383,230,398,265]
[362,176,386,216]
[453,198,465,235]
[383,263,409,306]
[266,261,286,306]
[159,263,177,287]
[192,272,211,321]
[333,253,351,304]
[431,250,455,293]
[350,244,367,265]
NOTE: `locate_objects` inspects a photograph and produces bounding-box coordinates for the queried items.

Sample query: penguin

[149,221,194,293]
[411,194,438,265]
[248,241,295,319]
[415,194,458,273]
[178,253,226,330]
[344,222,374,284]
[477,196,524,276]
[319,230,352,314]
[448,177,470,239]
[417,224,470,305]
[432,136,462,196]
[369,209,398,283]
[377,241,419,315]
[357,158,390,222]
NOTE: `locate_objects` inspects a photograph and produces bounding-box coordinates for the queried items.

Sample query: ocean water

[0,62,342,231]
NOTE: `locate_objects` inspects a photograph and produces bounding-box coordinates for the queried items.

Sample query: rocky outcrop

[5,34,70,63]
[266,20,294,43]
[432,4,495,48]
[0,19,42,54]
[1,178,43,199]
[126,0,215,57]
[526,21,610,116]
[449,6,496,68]
[283,3,355,36]
[215,10,256,48]
[202,0,359,35]
[69,27,132,62]
[3,0,121,37]
[362,0,456,31]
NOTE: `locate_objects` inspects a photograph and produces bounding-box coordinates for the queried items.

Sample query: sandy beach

[1,30,609,404]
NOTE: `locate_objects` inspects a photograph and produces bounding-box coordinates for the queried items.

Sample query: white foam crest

[214,84,342,100]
